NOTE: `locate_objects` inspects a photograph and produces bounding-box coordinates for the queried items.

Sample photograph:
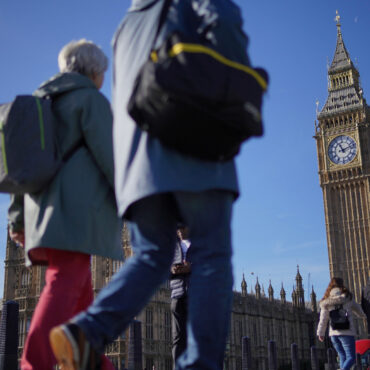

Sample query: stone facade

[226,271,319,370]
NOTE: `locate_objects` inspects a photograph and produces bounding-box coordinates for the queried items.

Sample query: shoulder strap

[152,0,172,48]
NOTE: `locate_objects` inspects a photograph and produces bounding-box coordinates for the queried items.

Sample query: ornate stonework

[315,14,370,308]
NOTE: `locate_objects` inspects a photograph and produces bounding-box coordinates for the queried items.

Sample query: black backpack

[329,305,350,330]
[128,0,269,161]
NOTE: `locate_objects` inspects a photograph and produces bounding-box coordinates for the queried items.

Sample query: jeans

[73,190,234,370]
[330,335,356,370]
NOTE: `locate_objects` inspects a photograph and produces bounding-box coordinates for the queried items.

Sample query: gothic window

[18,317,25,347]
[164,310,171,341]
[266,322,271,341]
[234,320,243,344]
[278,326,284,347]
[291,327,295,344]
[21,269,30,288]
[146,308,153,340]
[252,321,258,346]
[112,260,123,274]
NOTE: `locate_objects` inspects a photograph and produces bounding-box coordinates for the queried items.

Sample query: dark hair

[321,277,352,300]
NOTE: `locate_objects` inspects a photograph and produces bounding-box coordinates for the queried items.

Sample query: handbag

[128,0,269,161]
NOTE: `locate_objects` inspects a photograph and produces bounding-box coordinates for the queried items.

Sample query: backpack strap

[152,0,172,49]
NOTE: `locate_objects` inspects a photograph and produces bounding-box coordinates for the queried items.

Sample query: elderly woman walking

[8,39,123,370]
[317,277,366,370]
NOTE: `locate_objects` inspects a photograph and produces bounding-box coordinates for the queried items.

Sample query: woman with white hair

[8,39,123,370]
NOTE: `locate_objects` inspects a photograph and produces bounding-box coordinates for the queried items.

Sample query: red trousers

[21,249,114,370]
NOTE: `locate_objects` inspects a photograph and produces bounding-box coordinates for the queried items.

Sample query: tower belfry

[315,11,370,304]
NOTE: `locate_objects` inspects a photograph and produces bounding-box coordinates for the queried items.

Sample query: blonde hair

[58,39,108,77]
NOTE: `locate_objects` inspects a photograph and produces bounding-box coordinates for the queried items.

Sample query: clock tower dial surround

[314,14,370,306]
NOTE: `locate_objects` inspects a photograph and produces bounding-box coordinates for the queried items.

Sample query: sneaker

[49,322,102,370]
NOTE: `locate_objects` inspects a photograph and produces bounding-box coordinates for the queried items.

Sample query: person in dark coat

[170,226,191,365]
[8,39,122,370]
[49,1,253,369]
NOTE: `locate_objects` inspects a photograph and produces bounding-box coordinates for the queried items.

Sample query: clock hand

[343,143,356,153]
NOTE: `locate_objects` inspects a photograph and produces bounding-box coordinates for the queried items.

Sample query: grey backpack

[0,95,61,194]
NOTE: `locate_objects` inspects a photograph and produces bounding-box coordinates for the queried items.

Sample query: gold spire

[335,10,341,35]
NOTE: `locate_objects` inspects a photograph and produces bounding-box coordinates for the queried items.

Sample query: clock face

[328,135,357,165]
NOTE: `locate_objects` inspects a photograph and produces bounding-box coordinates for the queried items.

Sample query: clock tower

[315,12,370,302]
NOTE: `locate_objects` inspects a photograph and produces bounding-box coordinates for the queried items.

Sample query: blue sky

[0,0,369,301]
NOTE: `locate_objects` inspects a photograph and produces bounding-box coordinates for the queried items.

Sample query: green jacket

[8,72,123,266]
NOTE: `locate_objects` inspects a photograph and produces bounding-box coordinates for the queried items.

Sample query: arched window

[112,260,123,274]
[145,308,153,339]
[21,269,30,288]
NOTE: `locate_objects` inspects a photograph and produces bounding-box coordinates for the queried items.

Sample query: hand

[180,261,191,274]
[9,229,25,247]
[341,145,350,153]
[318,336,324,342]
[171,261,191,275]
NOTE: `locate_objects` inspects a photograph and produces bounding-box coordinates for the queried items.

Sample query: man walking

[49,0,248,368]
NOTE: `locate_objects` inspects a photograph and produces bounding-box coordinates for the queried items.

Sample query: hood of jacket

[33,72,96,99]
[319,287,351,310]
[128,0,158,11]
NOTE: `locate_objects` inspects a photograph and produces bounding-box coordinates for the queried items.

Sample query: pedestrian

[361,277,370,336]
[49,0,246,369]
[317,277,366,370]
[170,226,191,365]
[8,39,123,370]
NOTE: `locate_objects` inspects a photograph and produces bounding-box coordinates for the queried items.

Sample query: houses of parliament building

[1,11,369,370]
